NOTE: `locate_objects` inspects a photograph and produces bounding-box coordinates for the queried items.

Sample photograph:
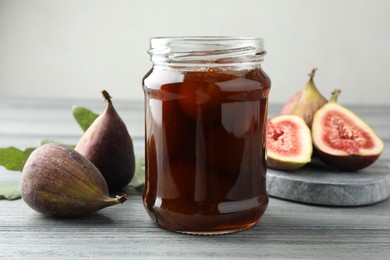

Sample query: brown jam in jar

[142,37,271,234]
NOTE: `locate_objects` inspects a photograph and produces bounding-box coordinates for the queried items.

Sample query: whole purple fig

[75,90,135,193]
[21,143,127,217]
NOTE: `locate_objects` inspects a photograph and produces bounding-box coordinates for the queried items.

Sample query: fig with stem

[312,90,384,171]
[75,90,135,193]
[280,68,327,128]
[21,143,127,217]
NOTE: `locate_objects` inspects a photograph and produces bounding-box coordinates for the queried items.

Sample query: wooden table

[1,97,389,259]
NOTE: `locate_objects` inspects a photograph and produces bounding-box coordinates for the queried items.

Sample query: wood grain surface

[1,97,389,259]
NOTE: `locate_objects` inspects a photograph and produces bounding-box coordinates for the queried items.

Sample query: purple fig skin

[314,148,381,172]
[267,114,313,171]
[75,90,135,193]
[21,143,127,217]
[267,159,306,171]
[312,90,384,172]
[280,68,327,128]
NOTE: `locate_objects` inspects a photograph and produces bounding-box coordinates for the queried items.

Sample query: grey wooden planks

[1,97,390,259]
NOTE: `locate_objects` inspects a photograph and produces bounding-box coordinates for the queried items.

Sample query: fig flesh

[280,68,327,128]
[312,90,384,171]
[21,143,127,217]
[75,90,135,193]
[267,114,313,170]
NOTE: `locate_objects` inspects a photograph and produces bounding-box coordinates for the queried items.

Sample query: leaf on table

[72,105,99,132]
[0,147,35,172]
[130,157,145,188]
[0,182,21,200]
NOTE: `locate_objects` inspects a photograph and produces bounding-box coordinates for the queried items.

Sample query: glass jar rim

[150,36,263,44]
[148,36,266,67]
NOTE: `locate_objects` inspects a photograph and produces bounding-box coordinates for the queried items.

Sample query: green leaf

[72,105,99,132]
[0,182,21,200]
[40,139,75,149]
[130,157,145,188]
[40,139,63,145]
[0,147,35,172]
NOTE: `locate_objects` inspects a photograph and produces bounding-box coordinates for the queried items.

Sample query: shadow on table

[32,212,116,226]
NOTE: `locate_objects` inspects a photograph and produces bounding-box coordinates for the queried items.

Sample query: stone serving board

[266,159,390,206]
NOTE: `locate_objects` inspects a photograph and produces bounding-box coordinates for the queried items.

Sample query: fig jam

[142,37,271,234]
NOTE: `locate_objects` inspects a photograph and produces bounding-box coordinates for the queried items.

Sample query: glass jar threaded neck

[148,36,266,68]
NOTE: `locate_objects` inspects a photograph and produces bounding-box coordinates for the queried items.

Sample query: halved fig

[267,114,313,170]
[312,90,384,171]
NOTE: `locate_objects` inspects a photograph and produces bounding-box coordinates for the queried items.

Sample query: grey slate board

[266,159,390,206]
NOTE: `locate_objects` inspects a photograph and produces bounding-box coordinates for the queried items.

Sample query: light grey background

[1,0,389,105]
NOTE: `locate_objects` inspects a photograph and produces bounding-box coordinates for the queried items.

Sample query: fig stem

[330,89,341,103]
[102,90,112,106]
[308,67,318,81]
[115,194,128,204]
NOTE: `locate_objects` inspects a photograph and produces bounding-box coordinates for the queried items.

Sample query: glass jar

[142,37,271,234]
